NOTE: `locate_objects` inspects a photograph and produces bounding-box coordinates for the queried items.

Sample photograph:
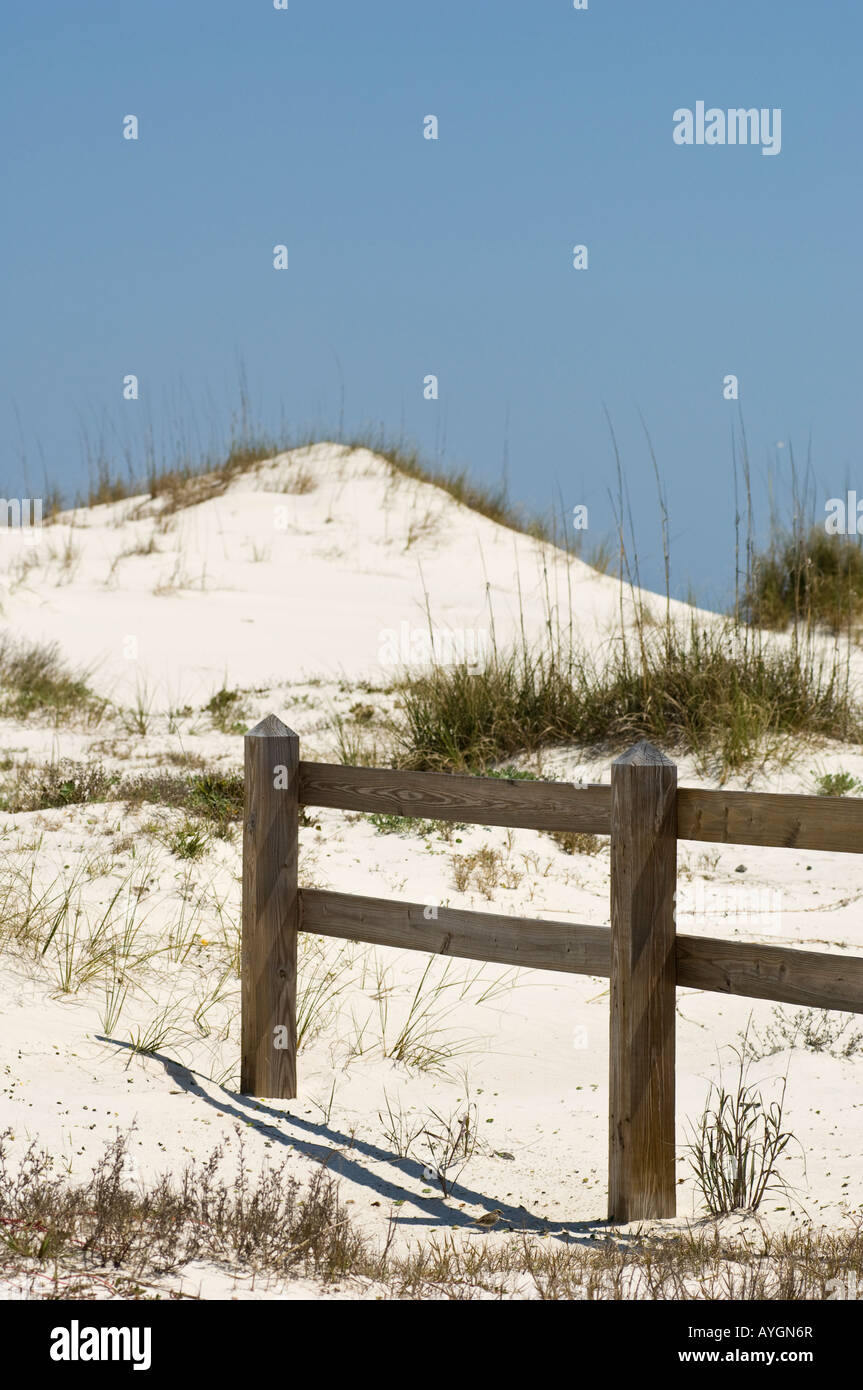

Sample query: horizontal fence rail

[677,787,863,854]
[298,761,611,833]
[300,761,863,854]
[242,719,863,1226]
[300,894,863,1015]
[300,888,611,976]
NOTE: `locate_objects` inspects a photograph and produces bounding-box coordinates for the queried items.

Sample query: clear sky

[2,0,861,604]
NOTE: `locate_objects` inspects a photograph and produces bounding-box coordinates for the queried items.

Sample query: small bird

[470,1208,503,1230]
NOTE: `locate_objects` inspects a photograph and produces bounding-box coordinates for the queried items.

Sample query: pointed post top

[245,713,297,739]
[612,739,675,767]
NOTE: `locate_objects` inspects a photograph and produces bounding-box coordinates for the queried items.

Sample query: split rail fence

[241,714,863,1222]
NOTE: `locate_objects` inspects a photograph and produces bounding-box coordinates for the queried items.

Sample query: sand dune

[1,445,862,1300]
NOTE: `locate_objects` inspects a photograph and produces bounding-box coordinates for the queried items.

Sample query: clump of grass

[812,769,863,797]
[0,762,245,838]
[2,759,119,812]
[746,524,863,635]
[331,712,381,767]
[687,1037,798,1216]
[377,958,480,1074]
[282,464,317,495]
[119,769,243,836]
[451,846,522,897]
[396,614,859,779]
[116,770,194,812]
[366,812,465,841]
[296,938,358,1051]
[348,428,611,568]
[127,1002,186,1058]
[139,433,288,518]
[186,772,244,834]
[204,686,247,734]
[0,638,105,725]
[167,819,211,861]
[548,830,604,856]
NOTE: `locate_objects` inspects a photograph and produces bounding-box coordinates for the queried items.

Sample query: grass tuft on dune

[395,613,861,779]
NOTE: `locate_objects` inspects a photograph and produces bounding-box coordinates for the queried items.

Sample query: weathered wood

[299,889,863,1014]
[609,742,677,1223]
[677,787,863,854]
[244,730,863,1229]
[300,889,609,975]
[298,761,611,833]
[676,934,863,1014]
[301,761,863,854]
[614,739,675,767]
[241,714,299,1098]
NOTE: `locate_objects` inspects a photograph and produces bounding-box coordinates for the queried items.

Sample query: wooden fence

[241,713,863,1223]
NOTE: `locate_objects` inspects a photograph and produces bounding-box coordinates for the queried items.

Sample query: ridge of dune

[0,442,697,709]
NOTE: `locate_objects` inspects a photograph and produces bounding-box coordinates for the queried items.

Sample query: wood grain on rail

[300,763,863,853]
[676,933,863,1013]
[300,888,609,975]
[299,761,612,833]
[677,788,863,853]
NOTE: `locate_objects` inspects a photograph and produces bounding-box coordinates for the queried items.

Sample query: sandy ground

[1,445,862,1299]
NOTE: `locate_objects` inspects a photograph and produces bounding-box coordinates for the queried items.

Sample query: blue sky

[2,0,861,604]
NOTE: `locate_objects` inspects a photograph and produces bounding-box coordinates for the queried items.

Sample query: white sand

[1,443,862,1300]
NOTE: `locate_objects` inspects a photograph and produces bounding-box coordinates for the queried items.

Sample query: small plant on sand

[205,686,248,734]
[331,712,380,767]
[451,846,522,897]
[2,759,119,812]
[0,1129,368,1284]
[167,819,211,861]
[296,938,357,1051]
[548,830,604,856]
[812,769,863,797]
[0,637,105,725]
[127,1002,186,1059]
[745,1007,863,1061]
[377,958,479,1073]
[377,1091,427,1159]
[686,1034,799,1215]
[123,681,154,737]
[378,1091,481,1199]
[416,1097,480,1199]
[186,772,244,835]
[367,811,465,841]
[485,765,543,781]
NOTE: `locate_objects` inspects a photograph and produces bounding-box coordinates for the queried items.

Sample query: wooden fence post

[608,739,677,1221]
[241,713,299,1098]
